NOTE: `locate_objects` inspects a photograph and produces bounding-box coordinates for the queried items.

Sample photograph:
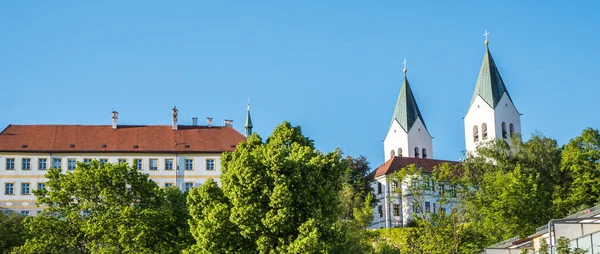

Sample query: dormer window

[69,144,75,148]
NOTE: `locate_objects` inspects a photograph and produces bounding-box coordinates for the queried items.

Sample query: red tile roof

[0,125,246,153]
[371,156,459,178]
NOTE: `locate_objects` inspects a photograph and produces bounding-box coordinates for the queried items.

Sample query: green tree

[17,161,192,254]
[556,237,586,254]
[186,121,369,253]
[554,128,600,215]
[460,134,561,246]
[0,211,26,254]
[378,163,484,254]
[339,156,375,221]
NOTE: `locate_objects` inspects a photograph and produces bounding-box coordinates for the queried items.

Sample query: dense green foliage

[17,161,193,254]
[186,122,373,253]
[3,124,600,253]
[0,211,26,253]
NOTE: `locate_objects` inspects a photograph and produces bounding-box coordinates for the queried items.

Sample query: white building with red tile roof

[0,107,249,216]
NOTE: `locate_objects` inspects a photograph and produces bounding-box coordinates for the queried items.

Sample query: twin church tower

[383,33,521,161]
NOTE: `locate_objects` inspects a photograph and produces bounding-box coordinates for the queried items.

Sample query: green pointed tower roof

[390,74,427,133]
[470,44,514,109]
[245,101,253,137]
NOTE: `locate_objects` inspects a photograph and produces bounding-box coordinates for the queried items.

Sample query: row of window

[390,147,428,159]
[4,182,45,195]
[376,181,457,197]
[4,181,205,196]
[4,158,216,171]
[377,203,447,218]
[473,122,515,142]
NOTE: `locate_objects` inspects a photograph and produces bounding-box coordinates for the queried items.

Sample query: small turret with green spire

[245,99,253,137]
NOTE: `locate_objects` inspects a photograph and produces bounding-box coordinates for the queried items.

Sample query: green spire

[390,73,427,133]
[245,100,253,137]
[469,44,514,109]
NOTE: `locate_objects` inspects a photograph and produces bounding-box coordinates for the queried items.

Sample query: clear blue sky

[1,1,599,168]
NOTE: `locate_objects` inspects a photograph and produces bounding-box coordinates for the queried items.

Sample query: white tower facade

[383,69,433,162]
[464,42,521,155]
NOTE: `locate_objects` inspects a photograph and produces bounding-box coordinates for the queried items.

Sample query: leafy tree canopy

[186,121,372,253]
[18,161,192,254]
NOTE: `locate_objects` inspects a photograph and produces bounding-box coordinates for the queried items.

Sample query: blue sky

[1,1,599,168]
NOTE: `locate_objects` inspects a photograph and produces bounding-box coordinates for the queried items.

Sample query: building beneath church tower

[369,36,522,229]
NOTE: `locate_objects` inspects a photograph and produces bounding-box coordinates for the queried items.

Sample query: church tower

[464,31,521,155]
[383,60,433,161]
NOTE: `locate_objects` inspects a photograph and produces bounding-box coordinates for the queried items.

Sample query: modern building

[0,106,253,216]
[369,35,520,229]
[485,205,600,254]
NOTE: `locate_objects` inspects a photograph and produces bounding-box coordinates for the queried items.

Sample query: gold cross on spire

[403,58,407,73]
[483,30,489,45]
[247,97,251,110]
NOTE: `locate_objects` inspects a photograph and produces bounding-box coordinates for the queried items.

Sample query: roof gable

[470,46,514,109]
[0,125,246,153]
[390,75,427,133]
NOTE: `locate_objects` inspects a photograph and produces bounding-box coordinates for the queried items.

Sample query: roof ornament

[483,30,490,45]
[403,58,407,74]
[247,97,251,110]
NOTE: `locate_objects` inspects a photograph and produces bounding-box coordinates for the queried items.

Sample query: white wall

[464,94,521,155]
[407,118,433,159]
[0,152,224,215]
[368,175,454,230]
[384,118,433,161]
[383,120,409,161]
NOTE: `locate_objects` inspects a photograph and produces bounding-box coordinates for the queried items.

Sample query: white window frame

[52,158,62,169]
[135,159,143,170]
[21,183,31,195]
[184,159,194,171]
[6,158,15,170]
[22,158,31,170]
[184,182,193,192]
[165,159,174,171]
[67,159,76,170]
[5,183,14,195]
[38,158,47,170]
[206,159,215,171]
[149,159,158,171]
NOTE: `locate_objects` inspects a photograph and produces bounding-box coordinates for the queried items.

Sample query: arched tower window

[502,122,507,139]
[414,147,420,158]
[473,126,479,142]
[509,123,514,135]
[398,148,403,157]
[482,123,488,140]
[390,150,395,158]
[422,148,427,159]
